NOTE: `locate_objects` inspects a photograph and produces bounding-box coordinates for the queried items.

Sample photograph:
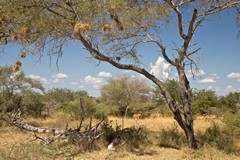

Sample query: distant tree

[43,88,75,114]
[153,79,181,105]
[0,66,44,112]
[63,95,97,120]
[1,0,240,148]
[192,89,219,115]
[100,75,151,117]
[21,90,44,117]
[219,92,240,113]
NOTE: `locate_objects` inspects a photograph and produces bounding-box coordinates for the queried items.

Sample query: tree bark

[175,61,198,149]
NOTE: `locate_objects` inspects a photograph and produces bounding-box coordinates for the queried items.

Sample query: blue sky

[0,10,240,97]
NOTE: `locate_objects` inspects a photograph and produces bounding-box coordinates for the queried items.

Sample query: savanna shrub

[101,121,149,150]
[197,123,237,153]
[223,113,240,137]
[159,123,186,149]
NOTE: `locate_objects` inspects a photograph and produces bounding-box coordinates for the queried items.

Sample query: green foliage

[44,88,75,105]
[100,75,151,116]
[22,90,44,117]
[158,123,186,149]
[192,89,219,115]
[62,96,97,120]
[0,0,170,60]
[101,121,149,150]
[94,103,109,119]
[0,65,44,113]
[152,79,181,105]
[43,88,84,116]
[219,92,240,113]
[197,124,237,154]
[223,112,240,137]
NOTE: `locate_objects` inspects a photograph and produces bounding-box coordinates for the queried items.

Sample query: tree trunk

[175,64,198,149]
[173,110,198,149]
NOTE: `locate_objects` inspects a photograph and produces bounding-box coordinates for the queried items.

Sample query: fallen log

[8,109,105,145]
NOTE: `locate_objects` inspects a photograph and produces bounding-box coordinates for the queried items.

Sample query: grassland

[0,113,239,160]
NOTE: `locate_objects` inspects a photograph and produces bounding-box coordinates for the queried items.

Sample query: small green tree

[0,65,44,113]
[219,92,240,113]
[153,79,182,105]
[100,75,151,116]
[21,90,44,117]
[43,88,75,115]
[192,89,219,115]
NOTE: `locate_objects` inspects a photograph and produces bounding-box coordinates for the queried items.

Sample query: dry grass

[109,116,222,133]
[0,114,239,160]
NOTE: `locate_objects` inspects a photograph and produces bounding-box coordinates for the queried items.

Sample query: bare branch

[178,0,195,8]
[146,32,176,66]
[183,8,198,50]
[194,1,240,31]
[166,0,187,39]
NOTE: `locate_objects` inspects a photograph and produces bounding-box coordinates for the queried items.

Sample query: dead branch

[8,106,106,146]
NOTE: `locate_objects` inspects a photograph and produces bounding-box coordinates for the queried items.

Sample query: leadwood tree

[0,0,240,149]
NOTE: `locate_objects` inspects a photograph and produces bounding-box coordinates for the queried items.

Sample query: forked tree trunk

[176,65,198,149]
[173,110,197,149]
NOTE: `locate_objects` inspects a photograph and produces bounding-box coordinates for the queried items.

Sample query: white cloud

[83,75,103,85]
[224,85,237,93]
[41,78,47,82]
[52,78,60,83]
[71,82,79,85]
[52,73,68,79]
[227,72,240,79]
[78,85,84,88]
[225,85,233,90]
[27,75,49,84]
[198,78,216,83]
[188,69,206,77]
[93,85,100,88]
[237,79,240,82]
[150,56,172,80]
[98,71,112,78]
[27,74,41,79]
[206,85,213,90]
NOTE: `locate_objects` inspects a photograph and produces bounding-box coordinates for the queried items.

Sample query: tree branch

[77,34,180,114]
[194,1,240,32]
[166,0,187,39]
[146,32,176,66]
[183,8,198,50]
[178,0,195,8]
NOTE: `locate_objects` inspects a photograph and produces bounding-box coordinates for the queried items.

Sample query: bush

[223,113,240,137]
[158,123,186,149]
[101,120,149,151]
[94,104,109,119]
[62,97,97,119]
[197,123,237,154]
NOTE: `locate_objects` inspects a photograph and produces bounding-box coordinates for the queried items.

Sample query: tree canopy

[100,75,151,116]
[0,65,44,112]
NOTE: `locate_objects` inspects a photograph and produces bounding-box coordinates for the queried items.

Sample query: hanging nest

[12,60,22,72]
[73,22,92,34]
[102,24,113,33]
[20,27,30,35]
[19,52,26,58]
